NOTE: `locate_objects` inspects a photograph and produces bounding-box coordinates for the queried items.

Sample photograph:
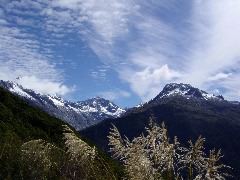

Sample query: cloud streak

[182,0,240,99]
[98,89,131,101]
[80,0,240,101]
[0,1,73,95]
[1,0,240,102]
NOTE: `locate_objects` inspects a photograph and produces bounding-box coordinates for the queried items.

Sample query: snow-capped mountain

[0,80,125,130]
[153,83,224,101]
[130,83,225,112]
[81,83,240,178]
[126,83,227,114]
[76,97,125,117]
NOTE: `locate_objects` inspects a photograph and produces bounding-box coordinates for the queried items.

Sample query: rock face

[81,83,240,178]
[0,80,125,130]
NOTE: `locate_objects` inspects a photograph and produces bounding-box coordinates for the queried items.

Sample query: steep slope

[0,80,125,130]
[81,83,240,178]
[0,87,123,179]
[0,86,66,178]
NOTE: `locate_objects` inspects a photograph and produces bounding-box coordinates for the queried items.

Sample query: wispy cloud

[120,65,181,101]
[208,73,232,82]
[0,1,73,95]
[98,89,131,101]
[17,76,73,95]
[2,0,174,99]
[61,0,183,101]
[90,65,110,80]
[1,0,240,102]
[73,0,240,101]
[182,0,240,99]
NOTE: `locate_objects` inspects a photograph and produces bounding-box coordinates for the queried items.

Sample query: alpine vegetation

[19,125,119,180]
[21,139,63,179]
[108,120,231,180]
[62,125,117,180]
[63,125,98,179]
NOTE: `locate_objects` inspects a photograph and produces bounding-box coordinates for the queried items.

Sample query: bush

[108,119,231,180]
[20,125,119,180]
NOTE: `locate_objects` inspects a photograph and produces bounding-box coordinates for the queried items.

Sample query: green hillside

[0,87,122,179]
[0,87,66,177]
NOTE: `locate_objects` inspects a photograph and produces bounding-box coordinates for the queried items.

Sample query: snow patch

[48,96,65,107]
[9,84,35,100]
[158,83,223,101]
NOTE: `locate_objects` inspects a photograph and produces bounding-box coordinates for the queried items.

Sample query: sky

[0,0,240,108]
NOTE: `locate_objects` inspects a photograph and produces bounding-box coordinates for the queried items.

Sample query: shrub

[108,120,231,180]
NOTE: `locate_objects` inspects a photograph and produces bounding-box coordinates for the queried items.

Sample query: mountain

[81,83,240,178]
[0,86,66,178]
[153,83,224,101]
[0,86,123,179]
[0,80,125,130]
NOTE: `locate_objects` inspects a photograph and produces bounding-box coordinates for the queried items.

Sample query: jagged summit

[131,83,226,110]
[154,83,224,101]
[77,97,125,117]
[0,80,125,130]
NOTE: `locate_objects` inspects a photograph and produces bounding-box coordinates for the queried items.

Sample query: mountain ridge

[128,83,231,115]
[81,83,240,178]
[0,80,126,130]
[154,83,224,101]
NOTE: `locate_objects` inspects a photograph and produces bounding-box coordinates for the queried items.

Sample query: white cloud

[0,26,56,79]
[208,73,232,82]
[2,0,240,102]
[0,1,72,96]
[51,0,136,43]
[55,0,182,101]
[98,89,131,101]
[98,0,240,102]
[183,0,240,86]
[120,65,181,101]
[6,0,179,101]
[45,0,183,101]
[214,73,240,101]
[90,65,110,80]
[16,76,73,96]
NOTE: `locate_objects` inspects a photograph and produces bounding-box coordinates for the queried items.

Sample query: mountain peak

[77,97,125,118]
[0,80,125,130]
[155,83,224,101]
[87,96,111,103]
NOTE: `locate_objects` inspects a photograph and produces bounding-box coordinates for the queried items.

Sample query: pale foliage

[108,121,183,180]
[21,125,117,180]
[195,149,231,180]
[63,125,96,162]
[21,139,60,179]
[63,125,97,179]
[63,125,117,180]
[180,136,206,179]
[108,121,231,180]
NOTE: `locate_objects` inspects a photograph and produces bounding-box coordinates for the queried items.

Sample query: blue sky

[0,0,240,107]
